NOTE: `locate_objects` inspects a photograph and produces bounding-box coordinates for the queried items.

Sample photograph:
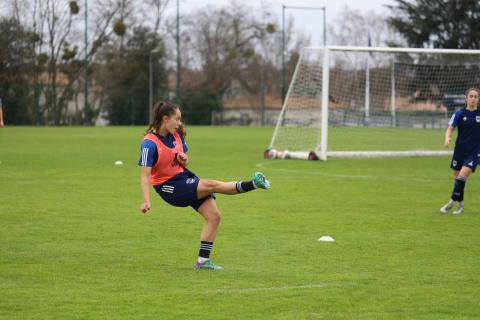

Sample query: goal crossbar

[307,46,480,55]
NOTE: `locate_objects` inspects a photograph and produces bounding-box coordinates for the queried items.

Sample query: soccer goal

[267,46,480,160]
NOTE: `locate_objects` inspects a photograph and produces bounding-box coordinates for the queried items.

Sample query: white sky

[164,0,395,46]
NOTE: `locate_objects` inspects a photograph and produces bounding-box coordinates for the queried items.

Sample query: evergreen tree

[387,0,480,49]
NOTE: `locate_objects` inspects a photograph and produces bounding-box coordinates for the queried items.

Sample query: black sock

[451,176,466,202]
[199,241,213,259]
[235,180,256,193]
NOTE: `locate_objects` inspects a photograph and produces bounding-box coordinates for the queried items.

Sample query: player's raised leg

[197,172,270,199]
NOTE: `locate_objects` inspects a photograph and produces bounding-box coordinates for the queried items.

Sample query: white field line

[256,161,446,182]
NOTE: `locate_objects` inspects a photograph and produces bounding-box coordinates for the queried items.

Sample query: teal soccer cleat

[253,172,271,190]
[194,260,224,270]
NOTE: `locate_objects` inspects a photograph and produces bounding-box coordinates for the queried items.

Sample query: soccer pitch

[1,126,480,319]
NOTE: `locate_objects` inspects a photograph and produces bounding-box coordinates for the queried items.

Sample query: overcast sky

[164,0,395,46]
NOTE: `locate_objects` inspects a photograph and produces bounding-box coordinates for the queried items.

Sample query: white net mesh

[271,49,324,153]
[269,47,480,159]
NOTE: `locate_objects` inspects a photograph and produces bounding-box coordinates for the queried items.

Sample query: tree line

[1,0,479,125]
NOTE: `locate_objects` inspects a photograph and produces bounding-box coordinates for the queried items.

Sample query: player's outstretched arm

[444,125,454,147]
[0,106,4,128]
[140,167,152,213]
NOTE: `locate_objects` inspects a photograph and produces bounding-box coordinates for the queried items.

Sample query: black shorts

[154,169,215,211]
[450,147,480,173]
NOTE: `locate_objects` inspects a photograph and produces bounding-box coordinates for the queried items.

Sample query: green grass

[274,127,447,151]
[1,126,480,319]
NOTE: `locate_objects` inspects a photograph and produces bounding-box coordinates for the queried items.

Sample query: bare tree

[2,0,129,124]
[142,0,170,36]
[328,5,405,48]
[180,2,276,93]
[43,0,79,123]
[326,5,407,71]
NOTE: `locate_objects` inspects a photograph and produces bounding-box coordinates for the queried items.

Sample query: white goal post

[267,46,480,160]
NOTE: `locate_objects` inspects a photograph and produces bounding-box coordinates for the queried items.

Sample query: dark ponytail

[145,101,186,136]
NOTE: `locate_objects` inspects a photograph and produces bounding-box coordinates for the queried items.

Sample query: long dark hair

[145,101,186,136]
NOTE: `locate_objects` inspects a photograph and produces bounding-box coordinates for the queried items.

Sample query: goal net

[267,46,480,160]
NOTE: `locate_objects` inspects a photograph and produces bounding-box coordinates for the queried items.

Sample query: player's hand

[0,121,4,128]
[444,137,451,147]
[140,202,151,214]
[177,152,188,166]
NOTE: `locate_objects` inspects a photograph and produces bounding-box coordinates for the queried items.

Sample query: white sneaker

[440,201,454,214]
[453,202,464,215]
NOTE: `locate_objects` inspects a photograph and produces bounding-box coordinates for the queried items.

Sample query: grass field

[1,126,480,319]
[274,126,451,152]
